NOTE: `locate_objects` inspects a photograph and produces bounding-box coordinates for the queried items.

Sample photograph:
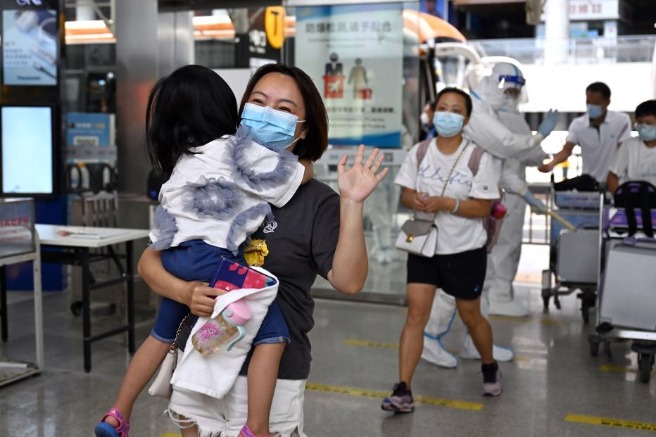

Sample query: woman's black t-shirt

[239,179,340,380]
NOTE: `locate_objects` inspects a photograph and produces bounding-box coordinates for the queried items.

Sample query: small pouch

[395,218,438,257]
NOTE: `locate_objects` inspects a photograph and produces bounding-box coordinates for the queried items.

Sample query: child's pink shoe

[239,424,277,437]
[94,408,130,437]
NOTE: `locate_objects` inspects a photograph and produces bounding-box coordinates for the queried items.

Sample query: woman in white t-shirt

[608,99,656,195]
[382,88,503,413]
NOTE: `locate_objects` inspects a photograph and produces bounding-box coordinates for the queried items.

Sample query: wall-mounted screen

[2,8,58,86]
[1,106,56,196]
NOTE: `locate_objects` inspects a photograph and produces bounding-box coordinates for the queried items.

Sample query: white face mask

[433,111,464,138]
[500,94,520,112]
[637,124,656,142]
[586,104,604,119]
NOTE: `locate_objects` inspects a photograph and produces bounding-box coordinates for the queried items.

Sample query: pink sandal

[239,424,276,437]
[94,408,130,437]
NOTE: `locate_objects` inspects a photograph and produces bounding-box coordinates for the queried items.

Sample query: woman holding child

[138,63,387,437]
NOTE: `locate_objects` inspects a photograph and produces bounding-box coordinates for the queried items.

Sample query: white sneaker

[421,336,458,368]
[460,334,514,362]
[489,299,530,317]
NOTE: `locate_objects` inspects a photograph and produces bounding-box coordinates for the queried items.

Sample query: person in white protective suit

[422,62,557,367]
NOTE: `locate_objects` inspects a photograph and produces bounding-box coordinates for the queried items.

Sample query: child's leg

[245,342,286,436]
[179,420,200,437]
[97,295,189,432]
[105,335,171,424]
[242,300,289,437]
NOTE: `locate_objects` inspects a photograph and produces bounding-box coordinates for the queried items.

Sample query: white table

[36,224,149,372]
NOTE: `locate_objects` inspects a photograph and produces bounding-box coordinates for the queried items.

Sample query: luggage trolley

[541,188,602,323]
[589,181,656,383]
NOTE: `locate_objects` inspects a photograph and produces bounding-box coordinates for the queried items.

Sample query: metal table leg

[126,241,135,353]
[80,248,92,372]
[1,266,6,342]
[33,246,43,370]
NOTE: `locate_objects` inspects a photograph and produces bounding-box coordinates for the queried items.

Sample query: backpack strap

[467,145,485,176]
[415,137,432,168]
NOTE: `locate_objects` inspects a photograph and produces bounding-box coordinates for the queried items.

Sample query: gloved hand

[537,109,559,138]
[521,190,547,213]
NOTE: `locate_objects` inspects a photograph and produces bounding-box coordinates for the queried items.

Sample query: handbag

[395,217,438,257]
[395,141,468,257]
[148,313,190,399]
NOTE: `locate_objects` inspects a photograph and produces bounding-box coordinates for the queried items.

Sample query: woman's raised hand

[337,145,389,203]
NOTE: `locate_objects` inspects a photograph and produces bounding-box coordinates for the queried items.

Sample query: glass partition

[282,1,421,302]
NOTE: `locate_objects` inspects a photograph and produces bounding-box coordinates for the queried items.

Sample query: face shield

[491,63,527,111]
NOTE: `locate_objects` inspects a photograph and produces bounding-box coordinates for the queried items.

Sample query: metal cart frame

[588,204,656,383]
[541,189,602,323]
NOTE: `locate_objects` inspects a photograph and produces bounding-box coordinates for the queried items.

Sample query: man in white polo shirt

[539,82,632,186]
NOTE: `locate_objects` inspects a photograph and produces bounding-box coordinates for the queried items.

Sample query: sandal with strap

[94,408,130,437]
[239,424,277,437]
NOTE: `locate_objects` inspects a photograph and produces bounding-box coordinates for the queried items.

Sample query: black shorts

[406,246,487,300]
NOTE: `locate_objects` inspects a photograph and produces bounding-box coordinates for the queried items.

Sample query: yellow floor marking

[342,338,398,349]
[489,315,532,322]
[342,338,532,362]
[565,414,656,432]
[539,318,566,326]
[599,364,635,373]
[306,382,484,410]
[159,434,182,437]
[599,364,655,376]
[489,315,566,326]
[513,354,532,362]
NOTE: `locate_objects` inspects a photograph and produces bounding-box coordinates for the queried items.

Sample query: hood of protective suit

[473,75,506,112]
[473,62,525,113]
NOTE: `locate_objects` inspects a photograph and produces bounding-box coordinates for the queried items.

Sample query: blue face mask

[240,103,305,152]
[586,104,604,119]
[637,124,656,142]
[433,111,464,138]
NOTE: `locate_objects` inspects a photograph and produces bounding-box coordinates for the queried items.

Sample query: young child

[607,100,656,195]
[95,65,311,437]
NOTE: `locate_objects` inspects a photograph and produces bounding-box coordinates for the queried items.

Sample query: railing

[471,35,656,65]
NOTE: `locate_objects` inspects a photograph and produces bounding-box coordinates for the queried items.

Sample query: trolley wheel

[638,353,654,384]
[589,335,600,357]
[70,301,82,316]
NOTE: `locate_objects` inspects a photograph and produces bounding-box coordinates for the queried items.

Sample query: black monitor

[0,105,59,198]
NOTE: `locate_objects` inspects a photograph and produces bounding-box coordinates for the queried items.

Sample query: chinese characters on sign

[295,4,404,148]
[303,20,393,34]
[545,0,620,20]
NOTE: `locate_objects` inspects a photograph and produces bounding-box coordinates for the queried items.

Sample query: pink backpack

[415,139,504,253]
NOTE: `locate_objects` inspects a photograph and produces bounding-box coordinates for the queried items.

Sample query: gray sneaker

[482,362,502,397]
[381,382,415,413]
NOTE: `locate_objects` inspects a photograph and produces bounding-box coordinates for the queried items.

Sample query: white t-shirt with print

[608,137,656,187]
[395,139,501,255]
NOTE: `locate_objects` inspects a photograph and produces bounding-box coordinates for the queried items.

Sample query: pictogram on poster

[295,3,403,148]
